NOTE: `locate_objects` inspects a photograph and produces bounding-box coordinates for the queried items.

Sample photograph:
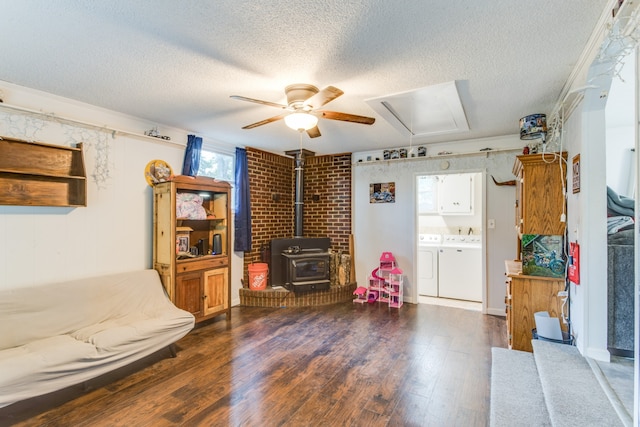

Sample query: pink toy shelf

[353,252,404,308]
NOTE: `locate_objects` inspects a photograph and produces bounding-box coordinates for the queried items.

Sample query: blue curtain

[182,134,202,176]
[234,147,252,252]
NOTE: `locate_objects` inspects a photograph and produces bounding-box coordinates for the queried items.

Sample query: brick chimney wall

[245,148,293,266]
[243,147,352,285]
[303,153,352,251]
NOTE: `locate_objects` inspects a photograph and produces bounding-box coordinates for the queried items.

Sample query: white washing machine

[417,234,441,297]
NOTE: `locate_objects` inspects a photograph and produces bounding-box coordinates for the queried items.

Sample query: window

[416,175,438,214]
[199,146,234,182]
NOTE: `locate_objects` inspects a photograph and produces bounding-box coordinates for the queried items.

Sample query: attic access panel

[366,81,469,138]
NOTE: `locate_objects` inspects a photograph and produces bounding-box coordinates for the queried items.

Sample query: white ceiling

[0,1,607,155]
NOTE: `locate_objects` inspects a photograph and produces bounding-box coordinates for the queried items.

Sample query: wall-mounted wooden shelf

[0,137,87,207]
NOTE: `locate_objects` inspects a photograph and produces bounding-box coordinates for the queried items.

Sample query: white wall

[606,50,636,197]
[353,136,521,314]
[562,58,617,361]
[0,81,243,307]
[606,127,635,196]
[563,111,585,354]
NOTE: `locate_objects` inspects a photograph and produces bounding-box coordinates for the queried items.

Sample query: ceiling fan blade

[306,126,321,138]
[242,113,288,129]
[304,86,344,109]
[318,110,376,125]
[230,95,287,109]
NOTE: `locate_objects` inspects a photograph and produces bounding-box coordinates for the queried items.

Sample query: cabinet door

[175,272,203,318]
[510,276,565,352]
[438,174,474,214]
[517,154,567,236]
[203,268,228,317]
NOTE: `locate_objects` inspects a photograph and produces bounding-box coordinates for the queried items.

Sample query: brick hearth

[240,283,357,308]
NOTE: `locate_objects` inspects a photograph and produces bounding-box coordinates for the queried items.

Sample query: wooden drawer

[177,256,228,273]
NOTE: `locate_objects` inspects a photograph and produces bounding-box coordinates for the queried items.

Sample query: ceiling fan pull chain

[299,129,303,153]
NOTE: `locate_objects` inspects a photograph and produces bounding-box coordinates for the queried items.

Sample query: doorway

[598,48,637,415]
[415,171,484,310]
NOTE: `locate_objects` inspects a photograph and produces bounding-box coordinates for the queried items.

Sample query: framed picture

[572,154,580,194]
[370,182,396,203]
[521,234,565,278]
[177,235,190,253]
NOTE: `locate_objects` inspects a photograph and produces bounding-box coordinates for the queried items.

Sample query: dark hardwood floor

[1,302,506,427]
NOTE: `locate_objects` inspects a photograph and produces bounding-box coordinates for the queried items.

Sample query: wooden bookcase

[506,152,568,352]
[0,137,86,207]
[153,175,231,323]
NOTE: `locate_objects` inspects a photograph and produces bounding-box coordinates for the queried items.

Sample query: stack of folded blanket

[607,186,634,234]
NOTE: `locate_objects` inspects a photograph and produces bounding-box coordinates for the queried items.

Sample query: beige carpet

[490,341,627,426]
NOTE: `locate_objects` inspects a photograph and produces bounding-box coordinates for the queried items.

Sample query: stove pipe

[285,149,315,238]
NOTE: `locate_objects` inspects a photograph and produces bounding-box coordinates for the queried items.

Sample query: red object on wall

[568,242,580,284]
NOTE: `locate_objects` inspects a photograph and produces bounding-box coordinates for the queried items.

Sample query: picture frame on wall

[370,182,396,203]
[572,154,580,193]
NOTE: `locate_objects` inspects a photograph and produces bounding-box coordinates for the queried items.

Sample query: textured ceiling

[0,1,607,155]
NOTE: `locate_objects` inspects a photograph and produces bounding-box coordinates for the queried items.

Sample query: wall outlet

[488,219,495,229]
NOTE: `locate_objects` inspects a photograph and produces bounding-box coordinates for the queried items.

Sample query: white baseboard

[486,307,506,317]
[585,346,611,362]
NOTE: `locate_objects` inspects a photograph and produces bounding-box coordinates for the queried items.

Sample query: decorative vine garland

[0,110,113,188]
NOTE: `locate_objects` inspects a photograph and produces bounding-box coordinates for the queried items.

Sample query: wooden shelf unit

[153,175,231,323]
[505,152,568,352]
[0,137,86,207]
[505,260,567,352]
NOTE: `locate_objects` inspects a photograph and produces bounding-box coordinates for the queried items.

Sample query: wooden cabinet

[153,175,231,323]
[513,152,567,257]
[506,152,568,352]
[438,173,474,214]
[0,137,86,207]
[505,260,566,352]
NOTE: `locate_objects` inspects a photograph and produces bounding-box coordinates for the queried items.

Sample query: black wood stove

[270,237,331,292]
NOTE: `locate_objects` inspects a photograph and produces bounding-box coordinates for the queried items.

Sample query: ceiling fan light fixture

[284,112,318,131]
[232,84,374,138]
